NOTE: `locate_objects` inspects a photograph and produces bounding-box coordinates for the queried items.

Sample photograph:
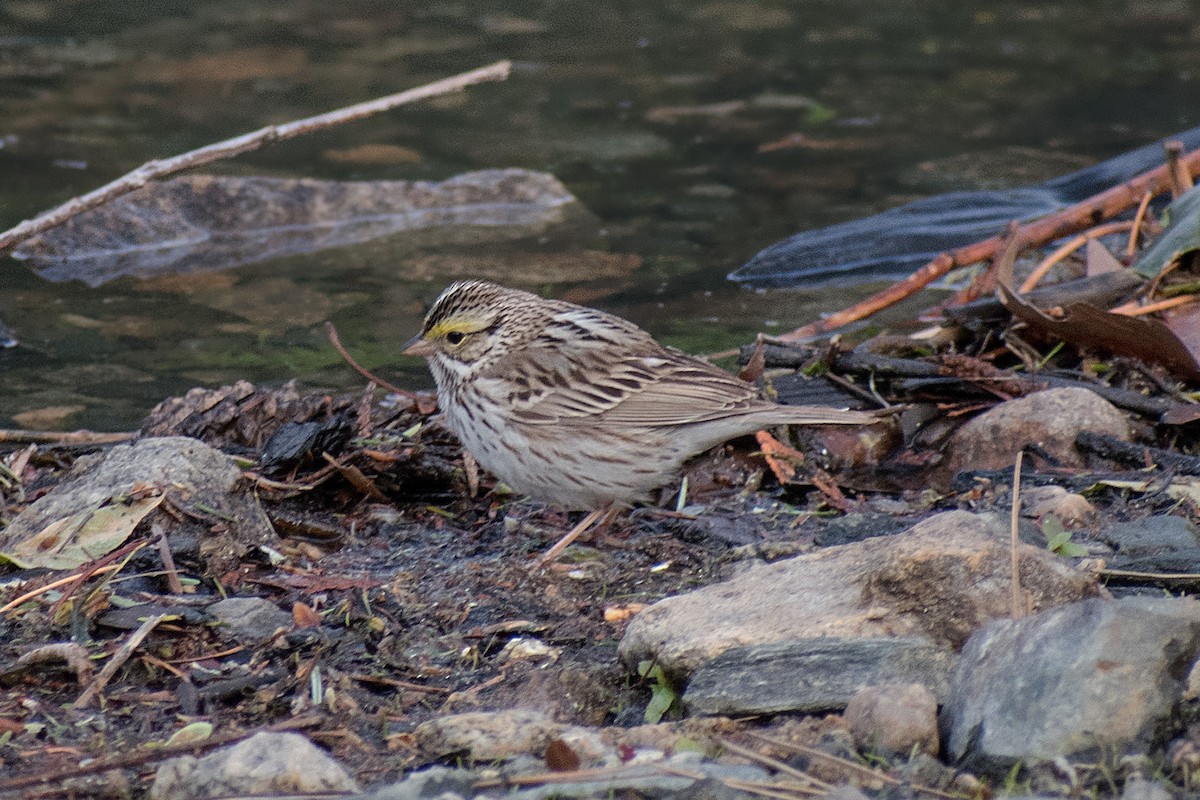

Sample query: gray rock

[414,710,614,766]
[150,731,357,800]
[620,510,1101,678]
[1101,516,1200,573]
[944,387,1132,476]
[684,638,954,715]
[0,436,276,574]
[942,596,1200,776]
[1121,775,1175,800]
[208,597,292,642]
[359,757,772,800]
[844,682,939,758]
[819,787,872,800]
[357,766,477,800]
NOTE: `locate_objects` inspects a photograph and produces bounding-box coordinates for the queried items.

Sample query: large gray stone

[620,510,1101,679]
[942,596,1200,775]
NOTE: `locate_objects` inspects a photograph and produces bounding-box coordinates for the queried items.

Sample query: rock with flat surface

[0,436,276,574]
[414,709,612,766]
[684,638,954,715]
[620,510,1101,680]
[208,597,292,642]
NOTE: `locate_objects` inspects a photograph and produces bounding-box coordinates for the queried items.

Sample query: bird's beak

[403,334,437,357]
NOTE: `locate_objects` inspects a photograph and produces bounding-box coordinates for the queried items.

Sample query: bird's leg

[531,505,620,568]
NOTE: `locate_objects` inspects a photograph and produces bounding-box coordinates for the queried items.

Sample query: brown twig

[1126,190,1154,258]
[777,145,1200,340]
[48,536,153,620]
[1018,219,1133,294]
[0,564,122,616]
[0,60,512,255]
[154,524,185,595]
[14,642,94,687]
[1110,294,1199,316]
[324,320,412,397]
[1165,141,1195,198]
[0,429,134,445]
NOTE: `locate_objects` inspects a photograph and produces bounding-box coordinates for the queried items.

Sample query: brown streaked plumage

[403,280,877,515]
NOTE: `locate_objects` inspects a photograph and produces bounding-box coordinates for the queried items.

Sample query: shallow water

[0,1,1197,430]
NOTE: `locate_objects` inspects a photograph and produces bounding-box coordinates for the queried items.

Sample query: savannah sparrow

[404,280,877,558]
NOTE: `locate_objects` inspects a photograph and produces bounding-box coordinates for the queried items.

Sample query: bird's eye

[445,331,466,346]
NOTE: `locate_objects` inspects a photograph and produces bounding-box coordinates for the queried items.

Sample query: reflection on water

[0,1,1196,430]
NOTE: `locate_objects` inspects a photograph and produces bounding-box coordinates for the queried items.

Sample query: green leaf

[645,683,677,724]
[1133,185,1200,279]
[164,722,213,748]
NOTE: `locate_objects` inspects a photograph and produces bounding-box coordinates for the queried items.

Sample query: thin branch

[1018,219,1133,294]
[0,429,133,445]
[0,60,512,255]
[324,320,411,397]
[73,613,166,708]
[1126,190,1154,258]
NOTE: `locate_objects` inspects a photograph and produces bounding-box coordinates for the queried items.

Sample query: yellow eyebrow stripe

[426,319,488,339]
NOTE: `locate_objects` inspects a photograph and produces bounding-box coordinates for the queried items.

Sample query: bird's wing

[480,305,764,426]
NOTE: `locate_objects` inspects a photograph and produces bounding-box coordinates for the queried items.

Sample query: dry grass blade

[718,777,824,799]
[743,732,890,786]
[718,738,831,791]
[744,733,968,800]
[1011,449,1025,618]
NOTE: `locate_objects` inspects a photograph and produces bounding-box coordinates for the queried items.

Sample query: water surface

[0,1,1196,429]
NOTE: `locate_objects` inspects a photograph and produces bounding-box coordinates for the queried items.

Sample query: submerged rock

[15,169,590,286]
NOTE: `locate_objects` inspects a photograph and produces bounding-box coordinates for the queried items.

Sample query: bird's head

[403,280,539,378]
